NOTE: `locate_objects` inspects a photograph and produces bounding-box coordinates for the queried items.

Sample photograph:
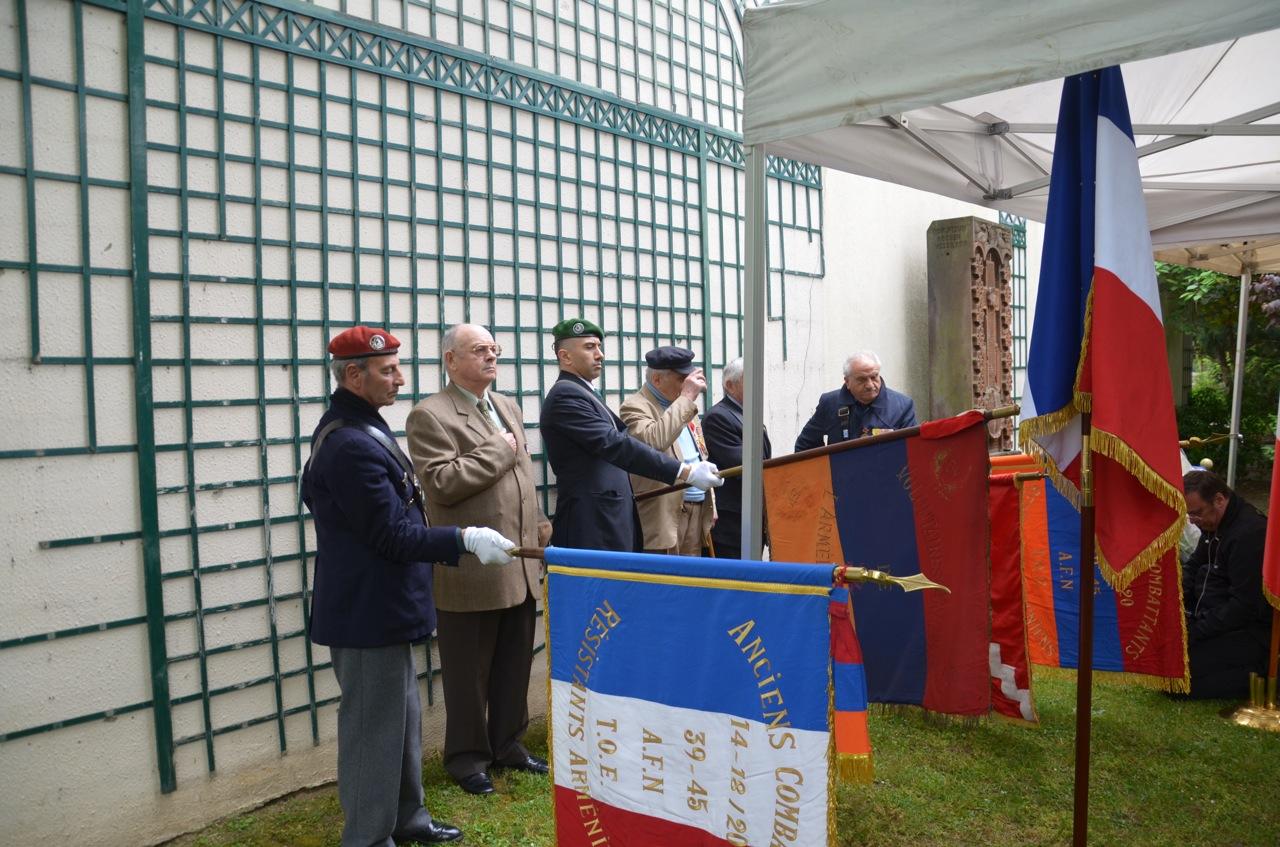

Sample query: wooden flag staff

[509,547,950,594]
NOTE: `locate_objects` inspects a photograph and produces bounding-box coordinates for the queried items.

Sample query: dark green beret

[552,317,604,342]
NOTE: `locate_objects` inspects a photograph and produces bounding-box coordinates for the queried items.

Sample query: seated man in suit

[795,350,916,452]
[703,356,772,560]
[538,318,723,552]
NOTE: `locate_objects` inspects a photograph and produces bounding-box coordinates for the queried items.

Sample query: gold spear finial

[834,565,951,594]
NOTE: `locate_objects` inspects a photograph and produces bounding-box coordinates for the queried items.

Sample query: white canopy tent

[736,0,1280,559]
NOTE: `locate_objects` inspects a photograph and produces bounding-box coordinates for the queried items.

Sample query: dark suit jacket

[540,371,681,552]
[702,395,772,516]
[302,388,462,648]
[794,382,917,452]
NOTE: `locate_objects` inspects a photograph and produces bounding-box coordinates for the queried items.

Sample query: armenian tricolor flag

[765,411,991,717]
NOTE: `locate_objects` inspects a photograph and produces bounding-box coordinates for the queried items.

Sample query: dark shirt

[1182,494,1271,644]
[302,387,462,648]
[794,382,917,452]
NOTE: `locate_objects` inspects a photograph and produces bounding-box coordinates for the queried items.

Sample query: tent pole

[1227,269,1251,487]
[1073,412,1096,847]
[741,144,767,560]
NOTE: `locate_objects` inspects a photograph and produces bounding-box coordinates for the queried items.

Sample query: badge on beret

[551,317,604,342]
[328,325,401,359]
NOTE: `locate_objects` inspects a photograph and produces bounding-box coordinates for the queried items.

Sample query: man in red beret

[303,325,516,846]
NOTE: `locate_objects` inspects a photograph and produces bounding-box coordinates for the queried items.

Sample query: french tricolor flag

[1019,67,1186,591]
[546,547,833,847]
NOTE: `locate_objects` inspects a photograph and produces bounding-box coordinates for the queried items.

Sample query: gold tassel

[836,753,875,784]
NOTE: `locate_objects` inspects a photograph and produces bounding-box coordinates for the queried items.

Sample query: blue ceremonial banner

[545,547,833,847]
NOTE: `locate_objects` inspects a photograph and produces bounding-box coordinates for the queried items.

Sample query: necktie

[477,399,494,429]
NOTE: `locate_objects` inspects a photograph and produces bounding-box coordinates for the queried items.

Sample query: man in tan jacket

[620,345,716,555]
[407,324,552,797]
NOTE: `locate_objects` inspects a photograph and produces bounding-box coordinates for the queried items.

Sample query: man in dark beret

[620,345,718,555]
[302,325,516,846]
[539,318,724,552]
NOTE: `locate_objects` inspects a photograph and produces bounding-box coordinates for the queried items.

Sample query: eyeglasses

[468,344,502,357]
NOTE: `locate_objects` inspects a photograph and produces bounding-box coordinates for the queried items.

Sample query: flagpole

[1269,609,1279,706]
[1073,411,1096,847]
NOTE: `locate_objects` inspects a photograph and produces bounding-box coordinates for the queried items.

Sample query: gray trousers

[331,644,434,847]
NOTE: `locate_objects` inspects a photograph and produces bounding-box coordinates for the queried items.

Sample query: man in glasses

[407,324,553,796]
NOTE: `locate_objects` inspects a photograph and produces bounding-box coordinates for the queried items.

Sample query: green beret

[552,317,603,342]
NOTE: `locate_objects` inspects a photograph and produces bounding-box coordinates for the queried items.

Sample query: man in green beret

[539,318,723,551]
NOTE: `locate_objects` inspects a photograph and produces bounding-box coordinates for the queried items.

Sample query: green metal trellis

[0,0,823,794]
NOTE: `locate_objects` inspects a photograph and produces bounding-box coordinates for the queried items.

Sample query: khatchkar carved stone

[926,217,1015,451]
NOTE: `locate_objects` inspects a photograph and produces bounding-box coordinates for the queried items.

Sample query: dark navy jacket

[540,371,680,552]
[1182,494,1271,646]
[302,388,462,648]
[794,382,917,452]
[702,395,771,516]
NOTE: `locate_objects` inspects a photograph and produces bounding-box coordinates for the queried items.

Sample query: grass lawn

[166,676,1279,847]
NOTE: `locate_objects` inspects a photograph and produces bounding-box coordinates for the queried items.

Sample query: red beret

[328,326,401,359]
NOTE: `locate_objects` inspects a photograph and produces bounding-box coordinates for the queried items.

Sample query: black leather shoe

[501,754,549,775]
[397,820,463,844]
[455,771,495,795]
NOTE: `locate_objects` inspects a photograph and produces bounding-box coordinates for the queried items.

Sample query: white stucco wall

[763,170,1044,452]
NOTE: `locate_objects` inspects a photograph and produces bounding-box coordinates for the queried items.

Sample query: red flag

[988,474,1038,722]
[1264,393,1280,611]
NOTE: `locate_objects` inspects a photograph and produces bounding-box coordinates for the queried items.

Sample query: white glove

[462,526,515,566]
[684,460,724,491]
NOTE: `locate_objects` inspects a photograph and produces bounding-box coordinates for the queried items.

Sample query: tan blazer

[407,382,550,613]
[619,384,716,551]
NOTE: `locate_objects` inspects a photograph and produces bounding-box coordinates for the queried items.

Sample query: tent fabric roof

[1153,239,1280,275]
[743,1,1280,254]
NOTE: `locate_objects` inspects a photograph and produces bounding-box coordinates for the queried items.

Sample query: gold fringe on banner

[826,664,836,846]
[1016,284,1188,593]
[1090,428,1188,593]
[1031,663,1190,694]
[1266,585,1280,613]
[836,753,875,784]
